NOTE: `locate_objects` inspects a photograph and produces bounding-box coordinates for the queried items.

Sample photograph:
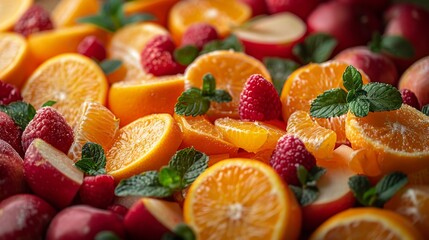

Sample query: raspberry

[79,175,115,209]
[77,36,106,62]
[145,35,176,52]
[0,82,22,105]
[181,23,219,49]
[13,4,54,37]
[0,112,23,156]
[239,74,282,121]
[270,135,316,186]
[141,36,182,76]
[400,89,421,109]
[21,107,74,154]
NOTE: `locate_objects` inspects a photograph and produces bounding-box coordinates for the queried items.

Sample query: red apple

[239,0,268,17]
[265,0,320,20]
[398,56,429,106]
[334,46,398,85]
[23,138,83,209]
[233,12,306,60]
[0,194,56,240]
[124,197,184,240]
[46,205,126,240]
[334,0,389,11]
[0,139,27,201]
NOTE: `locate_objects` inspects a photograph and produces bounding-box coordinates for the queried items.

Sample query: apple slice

[233,12,306,60]
[124,197,184,240]
[23,138,83,209]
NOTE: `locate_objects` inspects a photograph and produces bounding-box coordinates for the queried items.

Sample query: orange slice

[287,110,336,160]
[345,104,429,174]
[108,75,185,126]
[51,0,100,28]
[310,207,424,240]
[331,145,381,176]
[106,114,183,181]
[124,0,179,27]
[214,117,285,153]
[281,61,370,145]
[68,101,120,162]
[185,50,271,120]
[21,53,108,127]
[0,33,29,88]
[184,158,301,240]
[0,0,33,32]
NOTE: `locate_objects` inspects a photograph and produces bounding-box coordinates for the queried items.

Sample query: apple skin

[398,56,429,106]
[46,205,126,240]
[239,0,268,17]
[334,0,389,11]
[334,46,398,86]
[23,138,83,209]
[265,0,320,20]
[0,194,56,240]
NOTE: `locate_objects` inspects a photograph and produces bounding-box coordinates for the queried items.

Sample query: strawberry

[181,23,219,49]
[270,134,316,186]
[79,175,115,209]
[21,107,73,154]
[77,36,106,62]
[400,89,421,110]
[0,82,22,105]
[13,4,54,37]
[141,35,182,76]
[239,74,282,121]
[0,112,23,156]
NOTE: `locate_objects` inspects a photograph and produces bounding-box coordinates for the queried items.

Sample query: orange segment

[184,158,301,240]
[310,208,424,240]
[214,117,285,153]
[331,145,381,176]
[0,33,29,88]
[22,53,108,127]
[0,0,33,32]
[108,75,185,126]
[51,0,100,28]
[68,101,120,162]
[124,0,179,27]
[287,110,337,160]
[106,114,183,181]
[185,50,271,120]
[281,61,370,145]
[174,114,238,155]
[345,104,429,174]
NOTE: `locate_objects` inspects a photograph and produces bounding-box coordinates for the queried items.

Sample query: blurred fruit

[0,140,26,202]
[400,89,421,109]
[77,35,106,62]
[398,56,429,106]
[0,112,23,155]
[0,0,33,32]
[181,23,219,49]
[408,168,429,185]
[238,0,268,16]
[334,0,389,11]
[0,81,22,105]
[13,4,53,37]
[0,32,29,88]
[106,114,182,181]
[51,0,99,28]
[124,0,179,27]
[266,0,320,20]
[184,159,301,239]
[331,144,381,176]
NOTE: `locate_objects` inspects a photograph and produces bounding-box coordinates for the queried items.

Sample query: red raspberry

[270,135,316,186]
[21,107,73,154]
[181,23,219,49]
[13,4,54,37]
[0,82,22,105]
[400,89,421,109]
[141,43,181,76]
[79,175,115,209]
[77,36,106,62]
[239,74,282,121]
[0,112,23,156]
[145,35,176,52]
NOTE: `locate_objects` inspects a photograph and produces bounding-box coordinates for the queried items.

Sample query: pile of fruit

[1,0,429,239]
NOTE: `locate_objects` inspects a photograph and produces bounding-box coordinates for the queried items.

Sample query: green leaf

[343,65,363,91]
[349,98,370,117]
[422,104,429,116]
[175,88,210,117]
[310,88,349,118]
[297,165,309,186]
[263,57,300,95]
[348,175,372,206]
[77,15,116,32]
[100,59,122,75]
[74,142,107,175]
[122,13,156,25]
[115,171,172,197]
[293,33,337,64]
[309,166,326,182]
[168,147,208,188]
[200,35,243,55]
[202,73,216,96]
[381,35,415,59]
[368,32,383,53]
[101,0,123,17]
[42,100,56,107]
[0,101,36,130]
[300,187,319,206]
[362,187,377,206]
[173,223,196,240]
[289,185,303,204]
[158,167,182,190]
[95,231,120,240]
[174,45,200,66]
[362,83,402,112]
[375,172,408,205]
[206,90,232,103]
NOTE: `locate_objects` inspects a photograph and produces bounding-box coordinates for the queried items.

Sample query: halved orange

[310,207,424,240]
[106,114,183,181]
[21,53,108,127]
[345,104,429,174]
[0,32,29,88]
[51,0,100,28]
[185,50,271,120]
[184,158,301,240]
[124,0,179,27]
[0,0,33,32]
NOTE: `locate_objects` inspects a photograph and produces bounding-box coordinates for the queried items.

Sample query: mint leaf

[309,166,327,182]
[297,165,308,186]
[292,165,325,206]
[362,83,402,112]
[200,35,243,55]
[300,187,319,206]
[263,57,300,95]
[74,142,107,175]
[0,101,36,130]
[122,13,155,26]
[293,33,337,64]
[78,15,116,32]
[202,73,216,96]
[206,90,232,103]
[381,35,415,59]
[115,171,172,197]
[343,65,363,91]
[349,98,370,117]
[375,172,408,204]
[100,59,122,75]
[289,185,303,203]
[158,167,182,190]
[168,147,208,187]
[95,231,120,240]
[368,32,383,53]
[310,88,349,118]
[42,100,56,107]
[175,88,210,117]
[348,175,372,206]
[422,104,429,116]
[174,224,196,240]
[174,45,199,66]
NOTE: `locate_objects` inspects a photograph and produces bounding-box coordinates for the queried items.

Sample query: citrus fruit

[184,158,301,240]
[408,168,429,185]
[0,32,29,88]
[0,0,33,32]
[108,75,185,126]
[280,61,370,145]
[21,53,108,127]
[124,0,179,27]
[68,101,120,162]
[174,114,238,156]
[168,0,251,44]
[345,104,429,174]
[185,50,271,120]
[310,207,424,240]
[106,114,183,181]
[51,0,99,28]
[331,145,381,176]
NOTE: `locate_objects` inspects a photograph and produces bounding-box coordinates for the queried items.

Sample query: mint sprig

[263,57,300,95]
[289,165,326,206]
[293,33,338,64]
[200,35,244,55]
[310,65,403,118]
[368,32,415,59]
[162,223,196,240]
[173,45,200,66]
[422,104,429,116]
[0,100,56,130]
[74,142,107,175]
[99,59,122,75]
[115,147,208,198]
[175,73,232,117]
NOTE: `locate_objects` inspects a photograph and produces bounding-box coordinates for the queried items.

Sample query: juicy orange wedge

[184,158,301,240]
[0,0,33,32]
[0,33,29,88]
[51,0,100,28]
